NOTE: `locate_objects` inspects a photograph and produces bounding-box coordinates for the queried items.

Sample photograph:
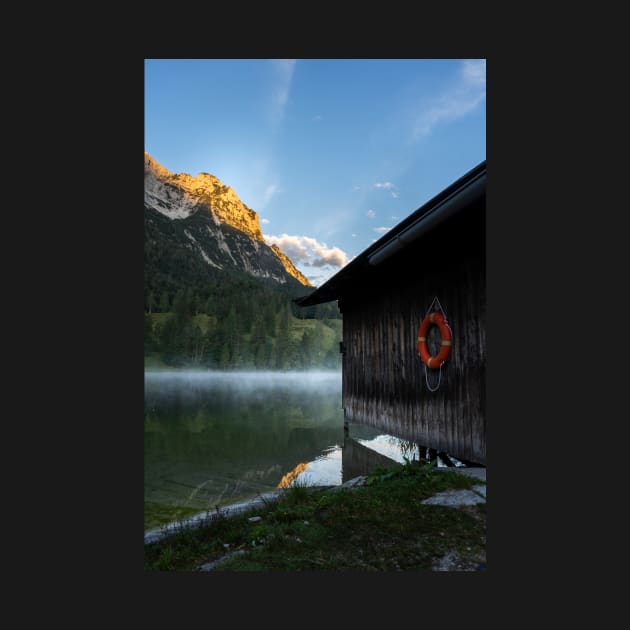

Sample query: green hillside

[145,285,342,370]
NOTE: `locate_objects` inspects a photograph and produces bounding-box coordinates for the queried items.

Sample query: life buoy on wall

[417,312,452,369]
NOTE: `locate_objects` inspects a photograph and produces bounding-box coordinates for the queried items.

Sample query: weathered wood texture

[340,202,485,464]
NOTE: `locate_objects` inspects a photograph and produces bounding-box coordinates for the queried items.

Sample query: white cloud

[391,191,399,198]
[351,233,357,237]
[307,273,328,286]
[261,218,270,224]
[352,185,361,191]
[366,209,376,218]
[263,184,280,206]
[412,59,486,139]
[374,182,395,189]
[264,233,350,283]
[373,226,392,235]
[462,58,486,87]
[270,59,296,124]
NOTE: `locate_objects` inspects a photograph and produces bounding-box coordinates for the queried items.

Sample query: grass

[144,460,486,572]
[144,501,211,531]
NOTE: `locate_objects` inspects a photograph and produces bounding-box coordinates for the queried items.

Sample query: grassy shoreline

[144,460,486,572]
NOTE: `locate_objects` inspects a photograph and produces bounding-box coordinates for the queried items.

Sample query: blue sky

[145,59,485,286]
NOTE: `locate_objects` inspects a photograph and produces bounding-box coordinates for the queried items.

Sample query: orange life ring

[417,312,452,369]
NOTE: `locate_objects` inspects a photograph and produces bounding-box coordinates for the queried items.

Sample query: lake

[144,370,421,530]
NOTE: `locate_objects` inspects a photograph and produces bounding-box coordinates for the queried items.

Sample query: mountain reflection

[277,462,310,488]
[144,371,430,531]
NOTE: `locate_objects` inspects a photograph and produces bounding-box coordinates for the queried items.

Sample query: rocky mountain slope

[144,152,311,289]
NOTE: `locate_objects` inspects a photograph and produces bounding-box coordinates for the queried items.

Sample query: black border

[60,40,589,610]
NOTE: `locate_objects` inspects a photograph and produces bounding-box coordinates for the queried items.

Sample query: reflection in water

[291,446,343,487]
[278,462,310,488]
[144,371,442,530]
[355,434,420,463]
[144,371,345,529]
[341,437,402,482]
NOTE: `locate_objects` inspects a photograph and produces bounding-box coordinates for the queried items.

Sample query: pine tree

[184,287,195,317]
[274,301,291,369]
[255,342,266,368]
[263,304,275,336]
[144,313,154,353]
[301,327,317,368]
[224,306,238,348]
[219,343,230,369]
[160,315,183,366]
[173,288,191,325]
[160,291,170,313]
[191,324,204,364]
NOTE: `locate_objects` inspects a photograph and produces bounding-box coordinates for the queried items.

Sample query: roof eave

[295,160,486,307]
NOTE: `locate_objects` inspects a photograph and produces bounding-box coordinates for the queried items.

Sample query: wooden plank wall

[340,210,486,463]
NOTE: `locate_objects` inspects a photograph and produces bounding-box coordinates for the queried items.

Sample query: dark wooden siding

[339,202,485,464]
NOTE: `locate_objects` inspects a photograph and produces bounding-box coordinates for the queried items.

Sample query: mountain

[144,152,312,294]
[144,153,341,370]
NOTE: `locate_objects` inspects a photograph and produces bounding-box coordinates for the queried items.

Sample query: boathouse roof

[296,160,486,307]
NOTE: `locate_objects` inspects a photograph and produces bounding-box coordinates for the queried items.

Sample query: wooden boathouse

[296,161,486,465]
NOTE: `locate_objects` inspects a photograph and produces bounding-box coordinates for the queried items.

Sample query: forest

[144,279,342,370]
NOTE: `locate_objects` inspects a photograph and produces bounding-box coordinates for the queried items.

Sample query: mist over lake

[144,371,345,529]
[144,370,424,531]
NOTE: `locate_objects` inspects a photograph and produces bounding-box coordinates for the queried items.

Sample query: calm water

[144,371,420,529]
